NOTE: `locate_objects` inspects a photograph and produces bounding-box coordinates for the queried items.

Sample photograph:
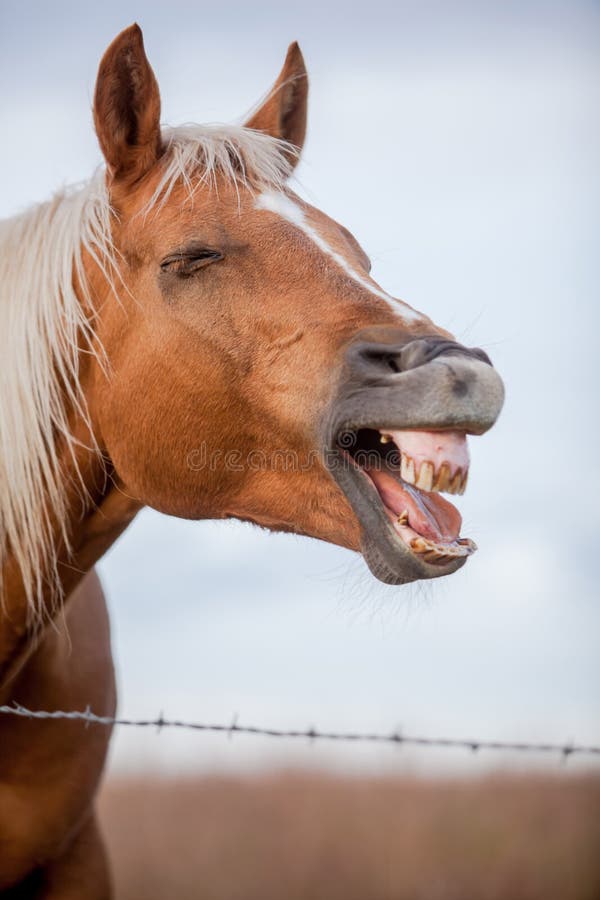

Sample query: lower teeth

[396,510,409,527]
[409,536,477,560]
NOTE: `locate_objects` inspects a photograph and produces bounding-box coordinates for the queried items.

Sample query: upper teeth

[403,454,468,495]
[380,431,468,496]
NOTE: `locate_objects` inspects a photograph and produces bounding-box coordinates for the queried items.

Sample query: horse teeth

[457,537,478,553]
[424,550,445,563]
[395,448,469,497]
[433,463,451,493]
[416,461,434,492]
[448,470,463,494]
[401,454,416,485]
[409,535,477,562]
[410,537,431,553]
[396,510,409,527]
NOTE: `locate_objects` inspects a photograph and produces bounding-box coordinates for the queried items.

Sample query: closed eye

[160,246,223,276]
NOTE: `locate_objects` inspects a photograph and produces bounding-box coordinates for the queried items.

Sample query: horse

[0,23,504,898]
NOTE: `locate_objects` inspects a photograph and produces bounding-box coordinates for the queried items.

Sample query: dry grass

[99,771,600,900]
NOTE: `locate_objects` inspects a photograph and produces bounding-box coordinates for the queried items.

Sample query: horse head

[87,24,504,586]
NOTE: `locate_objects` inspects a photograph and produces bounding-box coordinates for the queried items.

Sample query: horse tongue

[366,468,462,542]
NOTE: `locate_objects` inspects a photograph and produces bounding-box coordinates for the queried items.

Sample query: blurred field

[99,771,600,900]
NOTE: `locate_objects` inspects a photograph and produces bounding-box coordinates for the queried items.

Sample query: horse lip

[327,355,505,439]
[321,354,504,585]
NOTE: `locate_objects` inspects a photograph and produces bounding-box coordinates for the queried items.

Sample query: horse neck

[0,434,139,685]
[0,268,140,685]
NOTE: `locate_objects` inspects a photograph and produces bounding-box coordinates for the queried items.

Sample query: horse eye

[160,249,223,275]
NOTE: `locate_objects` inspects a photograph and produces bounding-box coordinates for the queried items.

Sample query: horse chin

[361,530,468,587]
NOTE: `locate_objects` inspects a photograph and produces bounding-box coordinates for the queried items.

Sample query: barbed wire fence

[1,703,599,761]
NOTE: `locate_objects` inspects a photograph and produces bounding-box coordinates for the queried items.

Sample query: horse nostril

[347,335,494,381]
[348,338,437,380]
[348,344,404,378]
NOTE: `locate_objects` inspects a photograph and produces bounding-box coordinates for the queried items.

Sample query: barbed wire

[1,703,599,759]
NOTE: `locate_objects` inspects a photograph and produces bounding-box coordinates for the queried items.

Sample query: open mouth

[335,427,476,576]
[322,333,504,584]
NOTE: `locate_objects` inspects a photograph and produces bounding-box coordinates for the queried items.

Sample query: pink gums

[388,430,469,477]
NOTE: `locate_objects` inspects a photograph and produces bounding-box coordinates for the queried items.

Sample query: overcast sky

[1,0,599,775]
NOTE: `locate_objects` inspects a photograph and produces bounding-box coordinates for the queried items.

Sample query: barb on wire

[1,703,599,759]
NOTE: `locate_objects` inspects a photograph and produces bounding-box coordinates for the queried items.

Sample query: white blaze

[255,190,423,323]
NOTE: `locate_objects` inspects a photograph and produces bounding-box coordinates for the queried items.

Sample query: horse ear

[93,24,162,182]
[245,43,308,167]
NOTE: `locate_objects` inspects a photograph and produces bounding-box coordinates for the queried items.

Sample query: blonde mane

[0,124,292,618]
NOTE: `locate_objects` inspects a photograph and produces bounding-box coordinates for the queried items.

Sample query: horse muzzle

[322,331,505,585]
